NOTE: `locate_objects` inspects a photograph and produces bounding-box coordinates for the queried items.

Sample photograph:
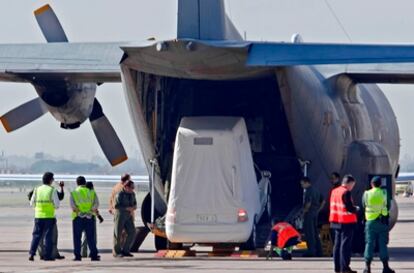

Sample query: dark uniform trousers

[333,224,354,273]
[113,211,136,255]
[73,217,98,259]
[81,216,97,257]
[364,219,389,262]
[303,211,323,255]
[38,222,60,258]
[29,218,56,259]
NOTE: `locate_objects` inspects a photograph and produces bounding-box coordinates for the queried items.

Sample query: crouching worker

[265,222,301,260]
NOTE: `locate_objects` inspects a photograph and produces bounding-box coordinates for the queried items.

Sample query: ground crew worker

[329,175,359,273]
[266,221,301,260]
[28,180,65,260]
[109,174,130,254]
[28,172,60,261]
[109,174,131,214]
[113,180,137,258]
[363,176,395,273]
[70,176,100,261]
[330,172,341,189]
[81,181,104,258]
[301,176,325,257]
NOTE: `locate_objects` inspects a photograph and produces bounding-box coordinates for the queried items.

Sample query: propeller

[89,99,128,166]
[34,4,68,42]
[0,98,47,132]
[0,4,128,167]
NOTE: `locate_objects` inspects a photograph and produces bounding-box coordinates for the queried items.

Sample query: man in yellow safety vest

[29,172,60,261]
[70,176,100,261]
[363,176,395,273]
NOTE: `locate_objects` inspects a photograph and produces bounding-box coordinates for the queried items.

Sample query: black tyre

[352,222,366,254]
[167,241,183,250]
[141,193,152,231]
[154,235,168,251]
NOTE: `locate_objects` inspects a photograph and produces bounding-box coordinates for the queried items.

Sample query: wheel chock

[155,250,196,258]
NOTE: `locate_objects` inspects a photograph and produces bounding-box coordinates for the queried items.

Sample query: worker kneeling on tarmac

[265,221,301,260]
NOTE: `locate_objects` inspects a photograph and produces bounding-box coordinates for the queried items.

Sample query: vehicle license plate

[196,214,217,224]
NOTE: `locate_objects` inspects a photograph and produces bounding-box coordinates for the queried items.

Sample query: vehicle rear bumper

[166,222,251,243]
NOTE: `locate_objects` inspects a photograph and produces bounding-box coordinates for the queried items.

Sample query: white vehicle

[166,117,270,248]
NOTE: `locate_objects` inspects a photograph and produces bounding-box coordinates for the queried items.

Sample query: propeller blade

[90,99,128,166]
[34,4,68,43]
[0,98,47,132]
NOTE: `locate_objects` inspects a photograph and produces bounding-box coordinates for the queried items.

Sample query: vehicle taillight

[237,209,248,222]
[166,208,176,224]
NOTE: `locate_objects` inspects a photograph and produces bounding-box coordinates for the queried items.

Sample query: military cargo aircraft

[2,0,414,251]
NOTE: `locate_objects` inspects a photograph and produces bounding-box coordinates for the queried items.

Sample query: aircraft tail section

[177,0,242,40]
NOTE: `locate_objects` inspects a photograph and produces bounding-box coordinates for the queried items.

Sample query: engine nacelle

[33,81,97,128]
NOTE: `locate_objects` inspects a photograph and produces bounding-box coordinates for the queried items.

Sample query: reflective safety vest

[363,187,388,221]
[272,222,300,249]
[34,185,56,219]
[71,186,96,220]
[329,186,357,224]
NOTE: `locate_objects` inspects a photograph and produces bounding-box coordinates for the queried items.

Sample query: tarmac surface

[0,194,413,273]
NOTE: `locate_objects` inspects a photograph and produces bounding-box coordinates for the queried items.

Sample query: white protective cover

[166,116,261,243]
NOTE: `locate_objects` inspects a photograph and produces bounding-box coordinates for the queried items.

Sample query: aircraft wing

[246,42,414,84]
[0,42,123,83]
[3,40,414,83]
[121,39,414,81]
[246,42,414,66]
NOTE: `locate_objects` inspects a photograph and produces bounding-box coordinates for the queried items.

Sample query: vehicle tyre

[141,193,152,231]
[240,216,257,250]
[352,222,365,254]
[167,240,183,250]
[154,235,167,251]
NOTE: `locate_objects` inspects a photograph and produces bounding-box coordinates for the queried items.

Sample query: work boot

[91,255,101,261]
[55,255,65,260]
[73,256,81,261]
[363,261,371,273]
[382,261,395,273]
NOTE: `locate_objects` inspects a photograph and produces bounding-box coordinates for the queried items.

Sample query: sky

[1,0,414,162]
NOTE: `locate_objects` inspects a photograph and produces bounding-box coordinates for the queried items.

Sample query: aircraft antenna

[323,0,352,42]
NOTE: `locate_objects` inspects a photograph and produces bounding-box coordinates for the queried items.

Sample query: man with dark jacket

[301,176,325,257]
[329,175,359,273]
